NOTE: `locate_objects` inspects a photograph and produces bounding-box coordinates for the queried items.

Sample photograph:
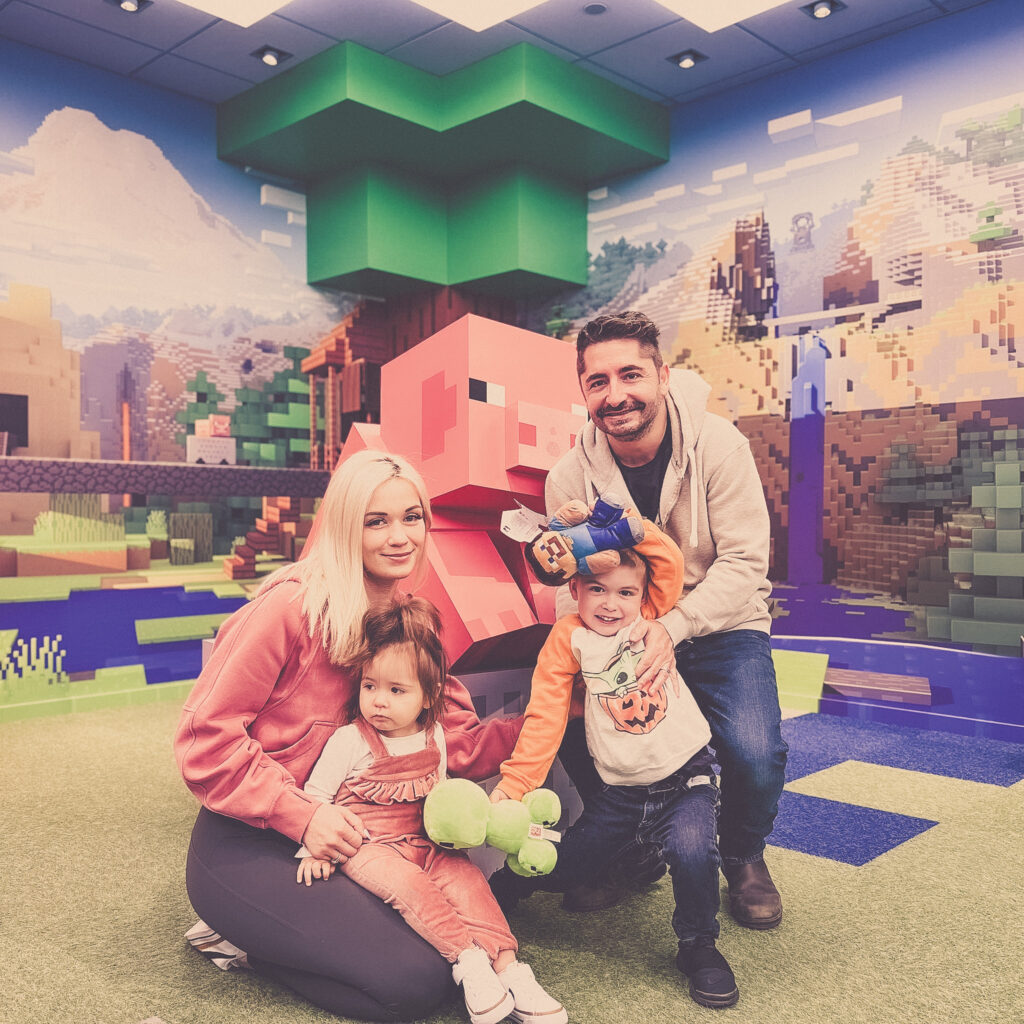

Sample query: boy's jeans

[528,751,721,945]
[558,629,787,868]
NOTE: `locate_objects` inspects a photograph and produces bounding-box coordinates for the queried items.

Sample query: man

[545,310,787,930]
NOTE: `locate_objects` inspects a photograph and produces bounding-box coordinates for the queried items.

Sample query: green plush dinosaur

[423,777,561,876]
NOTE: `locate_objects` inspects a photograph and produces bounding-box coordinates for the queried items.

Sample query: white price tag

[500,502,549,542]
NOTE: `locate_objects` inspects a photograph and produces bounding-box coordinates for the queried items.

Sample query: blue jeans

[532,753,721,945]
[676,629,788,866]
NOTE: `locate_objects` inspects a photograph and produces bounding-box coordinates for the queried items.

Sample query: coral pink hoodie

[174,578,522,843]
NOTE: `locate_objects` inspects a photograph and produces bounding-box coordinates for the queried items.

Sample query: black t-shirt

[613,426,672,523]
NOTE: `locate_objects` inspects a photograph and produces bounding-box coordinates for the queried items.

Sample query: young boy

[490,521,739,1010]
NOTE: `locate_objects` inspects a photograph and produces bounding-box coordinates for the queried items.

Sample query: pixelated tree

[231,346,315,468]
[174,370,226,448]
[925,426,1024,655]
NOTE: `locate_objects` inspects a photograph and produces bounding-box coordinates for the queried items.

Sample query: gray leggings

[185,808,455,1021]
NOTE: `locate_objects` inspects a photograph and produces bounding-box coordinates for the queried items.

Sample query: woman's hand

[300,803,370,862]
[630,619,678,695]
[297,856,336,885]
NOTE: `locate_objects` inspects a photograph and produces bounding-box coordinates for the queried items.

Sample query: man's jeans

[558,629,787,868]
[675,629,788,866]
[529,754,722,945]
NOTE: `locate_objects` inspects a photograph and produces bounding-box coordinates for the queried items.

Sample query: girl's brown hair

[348,596,449,731]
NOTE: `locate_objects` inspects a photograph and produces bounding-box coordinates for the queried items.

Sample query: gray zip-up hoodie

[545,367,773,644]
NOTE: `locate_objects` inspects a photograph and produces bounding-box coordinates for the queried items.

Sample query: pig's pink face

[380,318,586,509]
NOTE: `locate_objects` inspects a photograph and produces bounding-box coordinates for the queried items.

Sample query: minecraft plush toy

[423,778,561,876]
[525,494,644,586]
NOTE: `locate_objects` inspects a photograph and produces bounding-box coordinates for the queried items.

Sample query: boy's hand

[297,856,336,886]
[489,787,511,804]
[630,619,675,694]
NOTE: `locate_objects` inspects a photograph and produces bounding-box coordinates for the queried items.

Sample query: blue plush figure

[524,494,644,586]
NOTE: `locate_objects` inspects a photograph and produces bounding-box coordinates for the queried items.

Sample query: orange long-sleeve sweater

[498,519,684,800]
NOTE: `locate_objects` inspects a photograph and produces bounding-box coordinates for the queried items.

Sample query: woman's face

[361,477,426,587]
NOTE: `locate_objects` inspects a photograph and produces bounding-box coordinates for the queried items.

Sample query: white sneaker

[498,960,568,1024]
[453,947,515,1024]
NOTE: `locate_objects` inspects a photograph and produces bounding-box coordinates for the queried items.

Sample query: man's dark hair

[576,311,663,376]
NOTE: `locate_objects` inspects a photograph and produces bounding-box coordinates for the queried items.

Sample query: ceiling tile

[588,20,788,98]
[741,0,936,57]
[672,56,799,104]
[791,8,946,64]
[573,57,673,103]
[18,0,217,50]
[132,52,254,102]
[274,0,448,50]
[0,1,162,73]
[509,0,680,58]
[931,0,996,10]
[168,12,338,81]
[385,19,576,74]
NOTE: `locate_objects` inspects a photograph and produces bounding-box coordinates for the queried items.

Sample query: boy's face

[570,562,645,637]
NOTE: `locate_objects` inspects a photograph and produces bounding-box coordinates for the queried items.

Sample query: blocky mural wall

[0,38,355,537]
[531,0,1024,657]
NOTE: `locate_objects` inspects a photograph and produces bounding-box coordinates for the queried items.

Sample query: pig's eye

[468,378,505,407]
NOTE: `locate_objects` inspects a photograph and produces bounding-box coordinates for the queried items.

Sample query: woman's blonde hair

[259,449,432,664]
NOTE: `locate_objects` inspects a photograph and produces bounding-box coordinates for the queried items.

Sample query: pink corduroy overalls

[337,717,517,963]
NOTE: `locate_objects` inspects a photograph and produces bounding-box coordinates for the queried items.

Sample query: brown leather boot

[723,858,782,929]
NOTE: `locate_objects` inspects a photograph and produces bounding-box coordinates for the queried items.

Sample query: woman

[175,450,521,1021]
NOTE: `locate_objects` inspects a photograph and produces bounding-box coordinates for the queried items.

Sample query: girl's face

[362,477,426,592]
[359,645,429,738]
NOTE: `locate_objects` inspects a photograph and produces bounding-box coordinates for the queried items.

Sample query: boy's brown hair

[349,596,449,731]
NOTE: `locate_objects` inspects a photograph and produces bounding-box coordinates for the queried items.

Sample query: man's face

[578,339,669,444]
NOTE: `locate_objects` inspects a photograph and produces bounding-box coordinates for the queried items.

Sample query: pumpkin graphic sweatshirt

[499,519,709,798]
[545,367,773,644]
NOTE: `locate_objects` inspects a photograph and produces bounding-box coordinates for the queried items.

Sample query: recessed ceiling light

[800,0,847,19]
[668,49,708,70]
[583,2,608,13]
[105,0,152,12]
[252,45,293,68]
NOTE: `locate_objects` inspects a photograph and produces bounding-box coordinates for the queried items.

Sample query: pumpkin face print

[598,678,668,735]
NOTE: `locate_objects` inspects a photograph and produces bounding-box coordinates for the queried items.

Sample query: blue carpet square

[771,791,937,866]
[781,713,1024,787]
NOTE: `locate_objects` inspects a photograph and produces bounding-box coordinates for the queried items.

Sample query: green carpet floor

[3,702,1021,1024]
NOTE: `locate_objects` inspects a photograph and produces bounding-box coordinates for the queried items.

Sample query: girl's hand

[300,803,370,862]
[297,856,336,886]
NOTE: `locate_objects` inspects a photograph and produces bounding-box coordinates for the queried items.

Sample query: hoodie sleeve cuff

[657,607,692,647]
[267,787,321,845]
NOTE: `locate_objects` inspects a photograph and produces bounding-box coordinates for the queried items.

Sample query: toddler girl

[296,597,566,1024]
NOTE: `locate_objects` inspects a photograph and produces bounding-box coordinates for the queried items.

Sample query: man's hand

[630,619,678,695]
[299,802,369,863]
[296,856,336,886]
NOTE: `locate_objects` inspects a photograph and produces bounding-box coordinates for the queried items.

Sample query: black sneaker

[675,940,739,1009]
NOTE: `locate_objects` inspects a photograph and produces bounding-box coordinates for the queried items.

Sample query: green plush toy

[423,778,562,876]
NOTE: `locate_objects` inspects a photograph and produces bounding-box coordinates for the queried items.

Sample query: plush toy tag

[500,502,549,543]
[528,822,561,843]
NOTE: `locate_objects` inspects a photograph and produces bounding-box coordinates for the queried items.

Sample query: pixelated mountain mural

[0,107,352,464]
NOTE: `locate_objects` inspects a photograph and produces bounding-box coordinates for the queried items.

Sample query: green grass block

[0,629,17,659]
[772,649,829,713]
[183,581,248,598]
[135,613,233,645]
